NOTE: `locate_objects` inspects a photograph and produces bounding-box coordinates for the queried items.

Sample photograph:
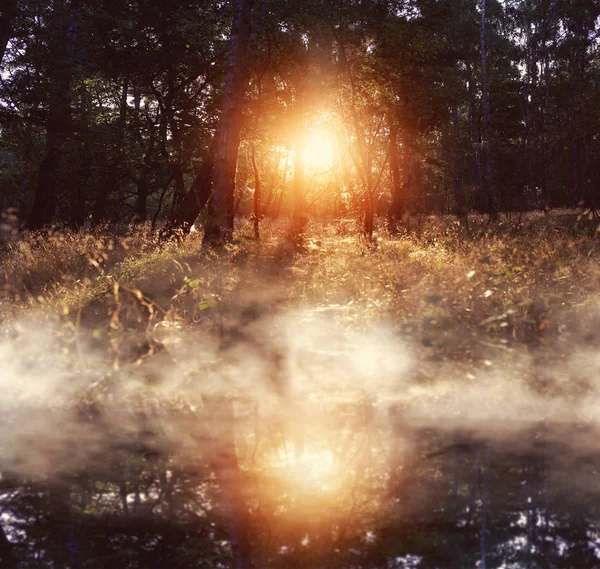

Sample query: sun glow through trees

[272,443,336,492]
[300,126,336,172]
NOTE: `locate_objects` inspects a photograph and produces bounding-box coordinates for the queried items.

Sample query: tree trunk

[542,50,552,210]
[363,153,375,238]
[0,521,16,569]
[134,175,149,222]
[29,0,82,229]
[203,0,254,246]
[452,102,467,222]
[387,121,405,230]
[118,78,129,207]
[524,17,542,211]
[0,0,18,67]
[93,78,128,224]
[250,143,261,239]
[292,142,306,237]
[466,62,484,213]
[248,74,264,240]
[448,0,468,222]
[170,163,186,214]
[480,0,497,220]
[160,147,215,239]
[364,196,374,237]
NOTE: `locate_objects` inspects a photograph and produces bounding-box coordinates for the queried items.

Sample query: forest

[2,0,600,568]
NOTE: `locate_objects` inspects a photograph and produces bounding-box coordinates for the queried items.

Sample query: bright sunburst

[300,127,336,171]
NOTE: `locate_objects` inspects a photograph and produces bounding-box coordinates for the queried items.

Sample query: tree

[480,0,498,219]
[0,0,18,66]
[1,0,600,230]
[29,0,82,228]
[203,0,255,245]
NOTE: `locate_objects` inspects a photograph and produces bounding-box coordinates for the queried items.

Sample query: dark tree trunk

[170,163,187,215]
[574,41,592,210]
[364,195,374,237]
[92,182,108,224]
[448,0,468,222]
[248,73,264,240]
[117,78,129,205]
[387,121,405,230]
[480,0,497,220]
[94,78,129,224]
[203,0,254,246]
[0,0,18,67]
[250,143,261,239]
[466,62,484,213]
[542,50,552,209]
[452,103,467,222]
[0,521,16,569]
[134,174,149,222]
[31,132,66,228]
[29,0,82,229]
[524,15,546,212]
[263,152,288,220]
[161,148,215,239]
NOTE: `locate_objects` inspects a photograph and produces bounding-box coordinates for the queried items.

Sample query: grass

[2,212,600,381]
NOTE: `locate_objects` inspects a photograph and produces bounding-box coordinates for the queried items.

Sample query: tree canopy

[2,0,600,236]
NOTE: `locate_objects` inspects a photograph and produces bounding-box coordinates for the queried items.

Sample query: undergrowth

[2,212,600,393]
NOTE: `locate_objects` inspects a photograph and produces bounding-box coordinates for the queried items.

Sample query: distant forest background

[1,0,600,235]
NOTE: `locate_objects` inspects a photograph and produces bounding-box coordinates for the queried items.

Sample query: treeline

[1,0,600,236]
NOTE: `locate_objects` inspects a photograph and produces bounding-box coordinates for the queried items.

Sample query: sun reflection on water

[271,443,336,492]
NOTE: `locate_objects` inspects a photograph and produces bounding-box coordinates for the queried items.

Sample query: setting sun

[300,127,336,171]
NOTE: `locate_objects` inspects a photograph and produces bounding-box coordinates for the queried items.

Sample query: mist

[1,302,599,488]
